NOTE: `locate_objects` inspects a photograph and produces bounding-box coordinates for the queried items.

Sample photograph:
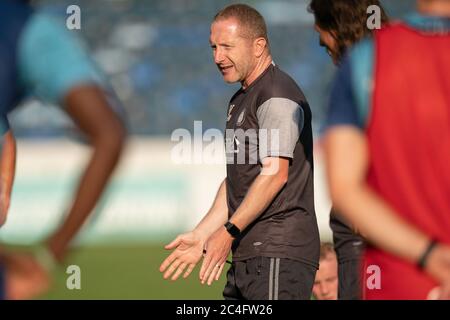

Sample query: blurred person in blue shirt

[309,0,388,300]
[0,0,126,299]
[322,0,450,299]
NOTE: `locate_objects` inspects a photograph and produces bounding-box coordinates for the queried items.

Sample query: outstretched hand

[159,231,206,281]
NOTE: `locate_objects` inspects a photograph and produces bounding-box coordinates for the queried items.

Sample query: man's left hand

[199,226,233,285]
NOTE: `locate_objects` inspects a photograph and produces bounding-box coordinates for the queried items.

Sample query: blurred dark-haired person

[0,0,126,299]
[323,0,450,299]
[160,3,319,300]
[310,0,388,64]
[309,0,388,300]
[312,243,338,300]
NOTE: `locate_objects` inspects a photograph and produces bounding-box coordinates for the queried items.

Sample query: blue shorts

[17,12,106,106]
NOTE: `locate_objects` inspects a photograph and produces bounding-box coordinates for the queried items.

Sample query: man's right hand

[159,231,206,281]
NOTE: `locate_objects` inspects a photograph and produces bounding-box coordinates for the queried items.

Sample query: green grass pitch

[38,244,226,300]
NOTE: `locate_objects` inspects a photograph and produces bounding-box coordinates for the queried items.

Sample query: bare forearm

[196,173,287,285]
[194,179,229,239]
[0,131,16,225]
[332,182,429,264]
[47,85,126,261]
[47,141,123,260]
[325,127,430,265]
[230,173,286,231]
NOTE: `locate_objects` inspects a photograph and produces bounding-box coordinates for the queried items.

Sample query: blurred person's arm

[324,127,450,296]
[45,84,126,262]
[0,51,18,227]
[159,178,229,280]
[0,130,16,226]
[323,52,450,296]
[324,127,431,262]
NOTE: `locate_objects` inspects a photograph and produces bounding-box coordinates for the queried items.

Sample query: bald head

[213,4,269,42]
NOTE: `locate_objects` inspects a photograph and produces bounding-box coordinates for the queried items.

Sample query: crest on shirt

[236,110,245,126]
[227,104,235,122]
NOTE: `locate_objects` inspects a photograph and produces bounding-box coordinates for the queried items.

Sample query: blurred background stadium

[2,0,416,299]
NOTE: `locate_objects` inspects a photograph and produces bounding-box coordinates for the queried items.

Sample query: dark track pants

[223,256,317,300]
[330,211,365,300]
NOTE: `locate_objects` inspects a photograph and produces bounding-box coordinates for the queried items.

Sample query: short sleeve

[257,97,304,160]
[325,55,362,130]
[325,38,375,132]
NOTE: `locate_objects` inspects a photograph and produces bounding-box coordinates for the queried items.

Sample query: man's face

[314,24,339,65]
[210,18,255,84]
[312,255,338,300]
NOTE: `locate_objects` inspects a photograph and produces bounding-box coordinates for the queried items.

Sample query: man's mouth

[219,65,233,73]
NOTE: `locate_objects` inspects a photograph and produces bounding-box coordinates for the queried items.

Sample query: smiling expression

[210,18,257,85]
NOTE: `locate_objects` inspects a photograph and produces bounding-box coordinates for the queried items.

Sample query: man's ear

[254,37,267,58]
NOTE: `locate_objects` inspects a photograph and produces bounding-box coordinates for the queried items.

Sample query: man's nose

[214,48,224,64]
[320,283,330,295]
